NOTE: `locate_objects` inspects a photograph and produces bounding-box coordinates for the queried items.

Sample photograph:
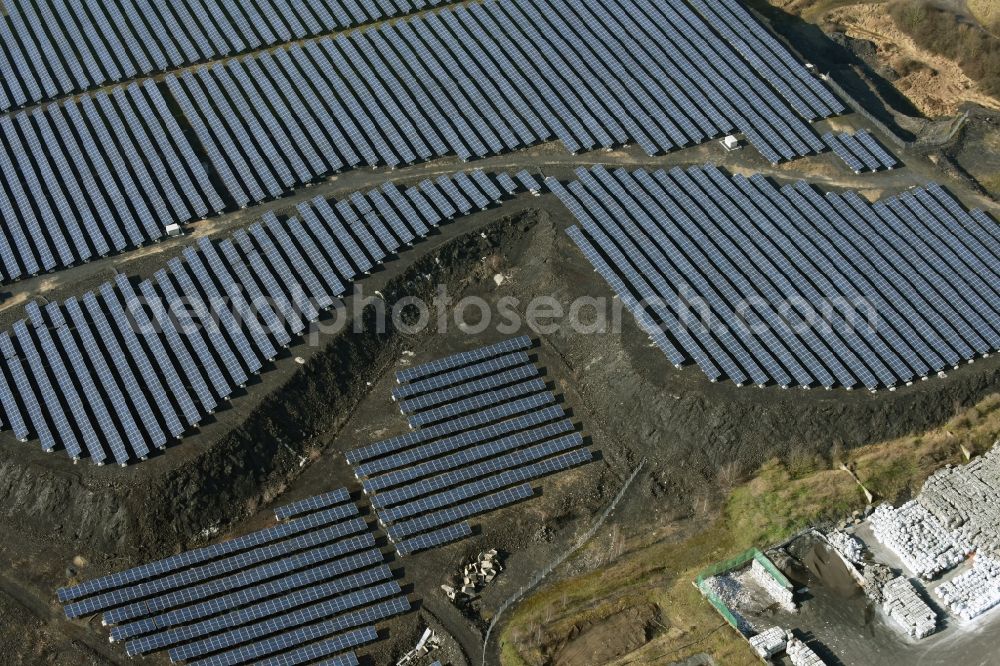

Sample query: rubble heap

[934,553,1000,620]
[918,447,1000,558]
[869,501,973,579]
[441,549,502,603]
[750,559,795,611]
[786,634,825,665]
[826,530,865,564]
[395,628,440,666]
[862,561,895,604]
[881,576,938,639]
[748,626,787,659]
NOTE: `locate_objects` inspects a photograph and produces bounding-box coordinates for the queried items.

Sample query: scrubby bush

[889,0,1000,98]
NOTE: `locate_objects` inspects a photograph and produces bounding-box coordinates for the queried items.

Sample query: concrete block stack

[827,530,864,564]
[786,635,825,665]
[750,559,796,611]
[442,549,503,604]
[869,501,973,579]
[934,553,1000,620]
[918,447,1000,558]
[881,576,938,638]
[748,626,787,659]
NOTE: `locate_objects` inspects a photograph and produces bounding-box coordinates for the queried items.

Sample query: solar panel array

[0,80,222,282]
[0,170,528,464]
[56,489,407,665]
[823,129,899,173]
[0,0,457,112]
[167,0,843,207]
[347,338,592,555]
[553,164,1000,391]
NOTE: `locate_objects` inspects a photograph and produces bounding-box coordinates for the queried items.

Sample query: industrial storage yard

[0,0,998,665]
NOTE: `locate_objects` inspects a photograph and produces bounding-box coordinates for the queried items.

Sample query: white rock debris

[826,530,865,564]
[869,501,973,579]
[748,626,787,659]
[934,553,1000,620]
[787,634,825,665]
[918,447,1000,558]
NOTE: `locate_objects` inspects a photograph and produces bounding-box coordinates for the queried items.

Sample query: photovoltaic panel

[12,319,82,459]
[394,353,533,403]
[395,335,532,383]
[193,623,379,666]
[398,364,539,414]
[275,489,353,520]
[364,408,570,496]
[407,378,548,428]
[854,130,898,169]
[388,483,534,540]
[169,580,401,661]
[58,495,358,603]
[496,172,519,195]
[255,638,365,666]
[98,283,186,438]
[108,533,378,633]
[353,393,557,477]
[2,171,541,460]
[156,266,239,396]
[115,548,383,647]
[78,519,370,623]
[471,170,504,202]
[396,522,472,556]
[197,238,279,362]
[380,448,591,523]
[144,569,394,658]
[557,165,1000,389]
[370,427,581,506]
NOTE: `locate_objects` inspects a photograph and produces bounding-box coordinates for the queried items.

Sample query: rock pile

[748,626,787,659]
[862,561,895,604]
[826,530,865,564]
[934,553,1000,620]
[869,501,973,579]
[918,447,1000,558]
[787,634,825,665]
[882,576,937,639]
[441,549,502,603]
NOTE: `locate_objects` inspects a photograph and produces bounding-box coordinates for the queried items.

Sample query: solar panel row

[396,522,472,556]
[379,448,592,524]
[824,130,898,173]
[170,0,841,208]
[0,0,456,112]
[350,339,593,554]
[275,488,352,521]
[388,483,535,540]
[57,489,410,665]
[0,171,521,462]
[392,351,533,401]
[395,335,532,383]
[0,81,220,284]
[354,393,558,479]
[553,164,1000,390]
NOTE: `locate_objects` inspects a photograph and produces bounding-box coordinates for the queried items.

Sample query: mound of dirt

[554,603,661,666]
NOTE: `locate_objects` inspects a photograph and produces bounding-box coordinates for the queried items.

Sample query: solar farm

[0,0,998,665]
